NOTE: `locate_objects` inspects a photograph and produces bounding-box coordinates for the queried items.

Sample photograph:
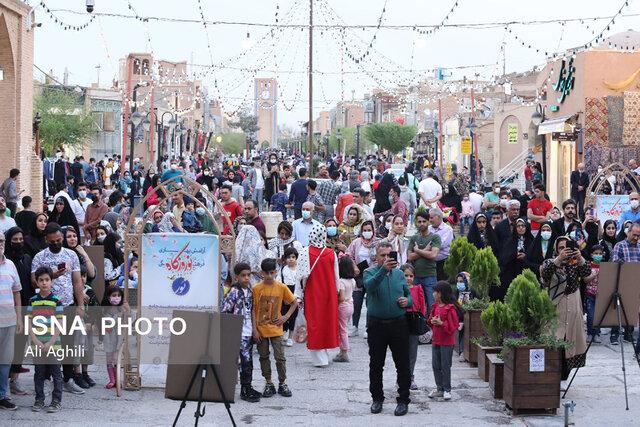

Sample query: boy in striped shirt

[28,266,64,413]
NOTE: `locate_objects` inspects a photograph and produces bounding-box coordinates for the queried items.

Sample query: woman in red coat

[297,223,340,367]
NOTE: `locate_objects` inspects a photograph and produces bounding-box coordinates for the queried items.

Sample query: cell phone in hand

[388,251,398,262]
[57,262,66,270]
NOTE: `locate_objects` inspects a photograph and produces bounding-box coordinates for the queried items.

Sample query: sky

[29,0,640,127]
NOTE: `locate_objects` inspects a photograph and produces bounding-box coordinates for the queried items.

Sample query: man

[305,180,326,223]
[70,156,84,184]
[0,197,17,234]
[171,193,186,227]
[428,207,454,281]
[418,170,442,208]
[527,184,553,235]
[248,159,265,211]
[468,189,484,215]
[53,182,73,206]
[0,232,22,410]
[494,200,522,252]
[342,188,374,223]
[551,199,581,238]
[610,223,640,345]
[397,177,416,222]
[288,167,309,219]
[524,159,534,191]
[482,181,502,211]
[244,200,266,239]
[84,157,98,184]
[31,223,85,394]
[15,195,36,233]
[570,163,589,219]
[83,185,109,243]
[219,185,243,234]
[626,159,640,193]
[0,168,20,217]
[408,211,441,310]
[72,182,92,242]
[364,242,413,417]
[619,192,640,231]
[161,159,182,183]
[292,201,321,247]
[317,170,342,220]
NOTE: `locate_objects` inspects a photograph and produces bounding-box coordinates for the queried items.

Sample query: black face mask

[48,242,62,254]
[10,242,24,254]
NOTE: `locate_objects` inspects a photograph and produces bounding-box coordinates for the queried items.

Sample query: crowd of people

[0,148,639,417]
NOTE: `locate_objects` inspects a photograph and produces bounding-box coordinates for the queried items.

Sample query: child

[279,247,300,347]
[334,256,357,363]
[490,210,503,228]
[252,258,298,398]
[454,272,471,355]
[182,199,203,233]
[29,267,64,413]
[584,245,604,343]
[270,183,289,221]
[102,285,129,389]
[459,194,475,235]
[401,264,426,390]
[78,265,100,387]
[427,281,460,401]
[221,262,262,402]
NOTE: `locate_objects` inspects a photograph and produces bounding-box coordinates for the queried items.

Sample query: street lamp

[128,110,143,173]
[336,128,343,158]
[531,104,547,187]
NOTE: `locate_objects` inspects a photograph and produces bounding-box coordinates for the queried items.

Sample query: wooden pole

[438,98,443,171]
[308,0,314,175]
[122,56,133,174]
[472,87,479,184]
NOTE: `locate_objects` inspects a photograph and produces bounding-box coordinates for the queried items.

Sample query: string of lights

[412,0,460,36]
[343,0,389,63]
[38,1,95,31]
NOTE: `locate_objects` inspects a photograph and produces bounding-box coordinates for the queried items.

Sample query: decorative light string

[38,1,95,31]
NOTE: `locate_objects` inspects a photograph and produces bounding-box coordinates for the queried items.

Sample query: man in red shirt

[220,184,242,234]
[527,183,553,235]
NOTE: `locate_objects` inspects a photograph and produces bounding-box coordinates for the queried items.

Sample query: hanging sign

[596,195,630,223]
[461,136,472,155]
[508,124,519,144]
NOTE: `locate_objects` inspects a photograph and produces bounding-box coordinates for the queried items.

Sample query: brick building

[0,0,42,205]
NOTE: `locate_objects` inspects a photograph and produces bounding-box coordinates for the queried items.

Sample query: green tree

[505,272,557,340]
[363,122,417,154]
[481,301,514,346]
[34,87,95,156]
[469,247,500,299]
[220,133,246,155]
[228,109,260,135]
[444,237,478,281]
[328,127,372,156]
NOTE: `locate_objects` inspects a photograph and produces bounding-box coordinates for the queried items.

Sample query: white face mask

[78,190,87,199]
[540,231,552,241]
[493,187,500,194]
[631,200,639,209]
[109,296,121,306]
[362,231,373,240]
[170,164,178,170]
[385,222,392,230]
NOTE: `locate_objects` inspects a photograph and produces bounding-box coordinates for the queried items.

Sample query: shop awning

[537,115,574,135]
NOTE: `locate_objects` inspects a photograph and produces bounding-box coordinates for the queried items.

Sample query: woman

[599,219,618,261]
[48,197,80,238]
[360,170,371,193]
[264,163,281,209]
[103,232,125,287]
[25,212,48,257]
[145,174,161,209]
[118,170,133,197]
[93,225,110,244]
[346,220,380,337]
[235,225,275,286]
[495,218,533,301]
[376,213,395,239]
[337,205,364,247]
[549,207,562,222]
[541,236,591,380]
[525,221,556,279]
[62,226,96,281]
[617,220,632,243]
[117,255,139,289]
[373,173,395,215]
[142,167,157,196]
[196,166,215,190]
[466,213,499,254]
[5,226,33,394]
[297,224,340,367]
[386,215,409,265]
[325,218,347,255]
[267,221,303,260]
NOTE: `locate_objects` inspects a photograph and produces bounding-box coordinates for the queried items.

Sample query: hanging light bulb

[242,32,252,50]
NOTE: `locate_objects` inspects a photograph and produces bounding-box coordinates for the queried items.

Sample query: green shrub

[469,247,500,299]
[462,298,490,311]
[444,237,478,282]
[504,272,557,340]
[481,301,514,346]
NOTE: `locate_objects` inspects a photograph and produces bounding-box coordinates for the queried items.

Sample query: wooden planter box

[477,346,502,381]
[487,353,504,399]
[503,346,561,413]
[462,310,485,365]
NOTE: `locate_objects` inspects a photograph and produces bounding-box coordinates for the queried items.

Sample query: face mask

[540,231,552,241]
[631,200,639,209]
[131,271,139,281]
[463,197,469,201]
[109,296,122,306]
[569,231,577,240]
[196,207,206,216]
[326,226,338,237]
[97,235,106,243]
[10,242,23,253]
[170,164,178,170]
[48,242,62,253]
[625,227,630,234]
[456,282,466,292]
[204,171,210,176]
[149,173,155,178]
[385,222,392,230]
[301,210,312,220]
[78,190,87,199]
[597,168,603,173]
[592,255,603,263]
[493,187,500,194]
[362,231,373,240]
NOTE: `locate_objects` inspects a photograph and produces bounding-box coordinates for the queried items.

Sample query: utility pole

[356,124,361,167]
[308,0,314,175]
[471,87,479,184]
[438,98,443,171]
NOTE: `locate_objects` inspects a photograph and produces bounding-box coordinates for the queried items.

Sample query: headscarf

[308,223,327,248]
[617,220,633,242]
[526,221,557,273]
[267,221,300,259]
[4,226,25,261]
[235,225,274,284]
[48,196,80,238]
[297,224,330,281]
[103,211,119,232]
[374,173,396,214]
[466,212,498,253]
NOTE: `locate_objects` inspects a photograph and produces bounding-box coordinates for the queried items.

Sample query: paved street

[4,328,640,426]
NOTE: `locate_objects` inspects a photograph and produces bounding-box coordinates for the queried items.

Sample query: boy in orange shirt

[252,258,298,398]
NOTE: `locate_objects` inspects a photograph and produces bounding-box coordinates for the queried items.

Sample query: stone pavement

[5,328,640,426]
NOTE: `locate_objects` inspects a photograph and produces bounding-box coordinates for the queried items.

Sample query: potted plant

[501,272,569,414]
[476,301,513,382]
[462,247,500,365]
[443,237,477,281]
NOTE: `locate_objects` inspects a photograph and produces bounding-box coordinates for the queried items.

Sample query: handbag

[406,310,428,336]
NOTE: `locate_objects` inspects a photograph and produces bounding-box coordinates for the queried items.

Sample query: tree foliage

[469,247,500,299]
[228,110,260,135]
[363,122,417,154]
[220,133,246,155]
[327,127,373,156]
[34,87,95,156]
[444,237,478,282]
[504,272,557,340]
[481,301,514,346]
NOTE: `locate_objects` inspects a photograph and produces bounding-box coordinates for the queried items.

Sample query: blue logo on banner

[172,277,190,296]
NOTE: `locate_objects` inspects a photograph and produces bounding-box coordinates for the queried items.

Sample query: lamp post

[33,112,42,157]
[531,104,547,187]
[466,117,479,185]
[336,128,343,159]
[127,82,148,173]
[355,124,362,167]
[174,123,186,159]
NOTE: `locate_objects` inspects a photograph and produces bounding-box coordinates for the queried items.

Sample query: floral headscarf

[235,225,274,285]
